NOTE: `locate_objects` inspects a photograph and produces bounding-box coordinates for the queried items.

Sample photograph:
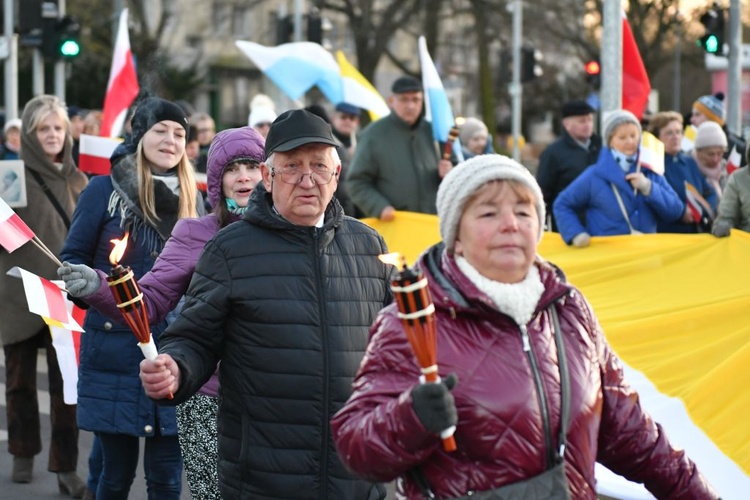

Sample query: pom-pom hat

[693,92,725,126]
[437,154,545,252]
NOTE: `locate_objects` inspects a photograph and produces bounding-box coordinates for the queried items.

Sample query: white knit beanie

[602,110,642,146]
[694,121,727,150]
[436,154,545,251]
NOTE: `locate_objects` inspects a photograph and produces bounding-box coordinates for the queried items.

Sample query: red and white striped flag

[622,11,651,119]
[50,298,85,404]
[14,267,84,331]
[0,196,34,252]
[726,145,742,176]
[100,8,139,138]
[685,181,713,222]
[78,134,121,175]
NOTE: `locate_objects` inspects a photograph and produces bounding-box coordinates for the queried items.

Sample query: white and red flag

[0,196,34,252]
[50,298,86,404]
[622,11,651,119]
[11,267,84,331]
[100,8,139,138]
[78,134,121,176]
[726,145,742,176]
[685,181,714,223]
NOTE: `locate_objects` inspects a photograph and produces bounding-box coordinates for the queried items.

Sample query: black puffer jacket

[157,184,392,499]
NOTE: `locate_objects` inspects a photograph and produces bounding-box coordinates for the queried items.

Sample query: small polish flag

[0,196,35,252]
[100,8,139,138]
[685,181,713,222]
[12,267,85,331]
[726,145,742,176]
[638,131,665,175]
[50,298,86,404]
[79,134,120,175]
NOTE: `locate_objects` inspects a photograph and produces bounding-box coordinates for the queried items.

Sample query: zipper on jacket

[312,228,330,499]
[519,324,554,469]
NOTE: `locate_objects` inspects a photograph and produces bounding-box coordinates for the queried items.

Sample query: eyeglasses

[272,166,336,185]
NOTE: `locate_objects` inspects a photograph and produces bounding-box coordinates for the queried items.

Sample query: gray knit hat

[693,92,725,126]
[459,117,488,145]
[694,121,727,150]
[437,154,545,251]
[602,110,642,147]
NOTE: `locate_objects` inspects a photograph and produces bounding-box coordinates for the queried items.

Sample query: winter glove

[411,373,458,435]
[571,232,591,248]
[712,221,731,238]
[57,262,101,298]
[625,172,652,196]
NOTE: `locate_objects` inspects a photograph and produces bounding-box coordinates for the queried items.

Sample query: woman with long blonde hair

[59,97,202,499]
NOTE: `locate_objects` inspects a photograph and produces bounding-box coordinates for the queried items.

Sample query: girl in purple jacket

[59,126,265,499]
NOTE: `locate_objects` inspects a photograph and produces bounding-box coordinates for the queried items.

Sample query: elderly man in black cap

[537,99,602,230]
[347,75,452,220]
[139,109,391,499]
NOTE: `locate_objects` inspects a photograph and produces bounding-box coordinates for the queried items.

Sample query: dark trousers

[3,327,79,472]
[97,431,182,500]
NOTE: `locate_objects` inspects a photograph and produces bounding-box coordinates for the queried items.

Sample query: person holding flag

[554,110,683,247]
[0,95,88,496]
[648,111,719,234]
[347,75,452,220]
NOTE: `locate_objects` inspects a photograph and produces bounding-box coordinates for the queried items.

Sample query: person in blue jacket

[554,110,683,247]
[59,97,203,499]
[648,111,719,233]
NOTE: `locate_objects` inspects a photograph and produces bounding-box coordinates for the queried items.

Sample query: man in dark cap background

[140,108,391,499]
[68,105,86,165]
[537,99,602,230]
[331,102,363,217]
[346,75,452,220]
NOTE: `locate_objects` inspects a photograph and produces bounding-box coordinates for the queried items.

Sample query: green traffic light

[60,39,80,57]
[705,35,719,54]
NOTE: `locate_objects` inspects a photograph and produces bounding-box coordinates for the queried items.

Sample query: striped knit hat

[693,92,725,126]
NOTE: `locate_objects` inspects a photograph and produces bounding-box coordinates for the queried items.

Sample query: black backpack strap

[27,168,71,230]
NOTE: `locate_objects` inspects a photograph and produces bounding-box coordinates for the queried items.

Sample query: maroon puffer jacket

[332,244,717,499]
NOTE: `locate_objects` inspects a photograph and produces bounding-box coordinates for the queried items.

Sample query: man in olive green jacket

[346,75,452,220]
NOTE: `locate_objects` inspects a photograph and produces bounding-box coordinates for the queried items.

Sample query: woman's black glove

[411,373,458,434]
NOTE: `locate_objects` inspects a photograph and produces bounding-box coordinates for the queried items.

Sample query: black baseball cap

[264,109,339,160]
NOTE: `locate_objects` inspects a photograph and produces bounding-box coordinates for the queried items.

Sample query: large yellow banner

[362,212,750,478]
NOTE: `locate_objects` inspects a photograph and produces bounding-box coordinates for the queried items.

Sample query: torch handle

[138,334,173,400]
[422,371,457,452]
[442,125,460,161]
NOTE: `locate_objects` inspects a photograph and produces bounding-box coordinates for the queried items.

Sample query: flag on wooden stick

[0,196,34,252]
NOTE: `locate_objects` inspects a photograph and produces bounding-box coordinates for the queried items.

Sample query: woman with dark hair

[59,126,265,499]
[0,95,88,497]
[57,97,203,499]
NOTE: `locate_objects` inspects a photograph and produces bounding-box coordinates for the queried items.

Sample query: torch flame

[455,116,466,126]
[378,252,407,269]
[109,232,130,266]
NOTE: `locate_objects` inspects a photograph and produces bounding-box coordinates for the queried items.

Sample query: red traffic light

[585,60,600,75]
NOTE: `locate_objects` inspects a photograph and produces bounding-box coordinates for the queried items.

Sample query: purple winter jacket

[84,126,266,397]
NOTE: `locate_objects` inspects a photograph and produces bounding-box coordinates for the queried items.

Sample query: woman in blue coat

[648,111,719,233]
[59,97,202,499]
[554,110,683,247]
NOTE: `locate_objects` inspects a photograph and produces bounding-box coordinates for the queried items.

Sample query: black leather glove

[411,373,458,434]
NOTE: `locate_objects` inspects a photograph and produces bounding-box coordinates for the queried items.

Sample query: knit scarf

[696,161,724,198]
[455,257,544,326]
[108,155,182,254]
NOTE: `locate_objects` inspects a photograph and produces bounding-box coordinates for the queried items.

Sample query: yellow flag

[335,51,390,121]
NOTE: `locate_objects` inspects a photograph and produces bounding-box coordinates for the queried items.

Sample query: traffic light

[42,15,81,60]
[307,14,322,44]
[584,59,601,90]
[698,4,725,55]
[520,45,543,83]
[498,48,512,84]
[276,14,293,45]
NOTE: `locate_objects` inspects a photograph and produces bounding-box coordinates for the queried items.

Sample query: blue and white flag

[418,36,462,160]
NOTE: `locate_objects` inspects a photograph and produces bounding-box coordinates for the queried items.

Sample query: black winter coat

[537,130,602,230]
[157,184,392,499]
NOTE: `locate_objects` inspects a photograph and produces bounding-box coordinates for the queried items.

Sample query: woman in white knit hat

[692,121,728,199]
[332,154,717,499]
[553,110,683,246]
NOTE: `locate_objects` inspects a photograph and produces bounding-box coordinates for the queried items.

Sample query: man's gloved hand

[411,373,458,435]
[57,262,101,298]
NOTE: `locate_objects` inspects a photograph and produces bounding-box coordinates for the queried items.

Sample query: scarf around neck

[456,256,545,326]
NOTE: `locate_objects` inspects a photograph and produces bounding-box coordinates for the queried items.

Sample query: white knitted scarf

[456,256,544,326]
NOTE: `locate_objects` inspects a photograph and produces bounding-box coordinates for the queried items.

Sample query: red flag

[100,8,139,138]
[79,134,120,175]
[622,11,651,119]
[0,197,34,252]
